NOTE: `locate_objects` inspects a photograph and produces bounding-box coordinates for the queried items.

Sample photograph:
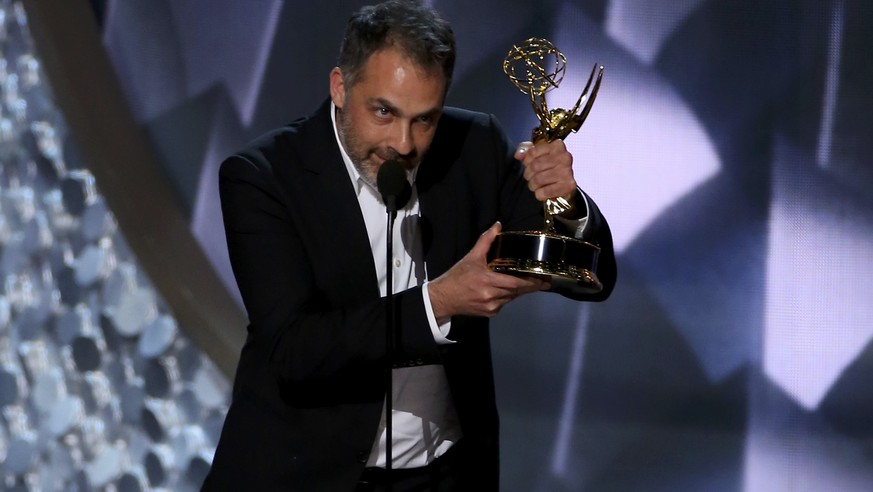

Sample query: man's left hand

[515,140,576,203]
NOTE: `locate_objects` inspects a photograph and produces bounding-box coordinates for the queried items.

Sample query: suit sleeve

[573,188,617,301]
[219,155,439,396]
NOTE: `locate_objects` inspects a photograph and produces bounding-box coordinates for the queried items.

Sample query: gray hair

[337,0,456,90]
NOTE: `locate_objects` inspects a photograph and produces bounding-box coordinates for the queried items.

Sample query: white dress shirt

[331,104,462,469]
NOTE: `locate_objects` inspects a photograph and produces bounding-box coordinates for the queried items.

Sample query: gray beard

[335,106,419,190]
[335,110,378,188]
[354,160,378,190]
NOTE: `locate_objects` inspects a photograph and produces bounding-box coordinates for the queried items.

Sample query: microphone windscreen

[376,160,412,211]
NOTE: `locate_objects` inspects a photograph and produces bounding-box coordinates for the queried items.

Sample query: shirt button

[393,259,401,268]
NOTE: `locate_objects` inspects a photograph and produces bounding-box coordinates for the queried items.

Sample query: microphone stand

[384,204,396,482]
[376,160,410,491]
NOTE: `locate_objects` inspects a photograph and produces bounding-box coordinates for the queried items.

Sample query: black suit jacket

[202,100,616,491]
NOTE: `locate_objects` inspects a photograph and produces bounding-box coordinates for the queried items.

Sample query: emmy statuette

[487,38,605,295]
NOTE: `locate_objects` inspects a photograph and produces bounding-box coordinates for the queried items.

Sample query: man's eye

[418,115,432,124]
[377,108,391,116]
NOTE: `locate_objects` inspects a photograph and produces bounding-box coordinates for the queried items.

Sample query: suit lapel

[287,101,381,302]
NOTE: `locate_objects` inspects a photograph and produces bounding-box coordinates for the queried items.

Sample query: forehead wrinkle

[347,48,446,120]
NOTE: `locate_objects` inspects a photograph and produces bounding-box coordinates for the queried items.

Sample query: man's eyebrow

[373,97,399,114]
[372,97,441,119]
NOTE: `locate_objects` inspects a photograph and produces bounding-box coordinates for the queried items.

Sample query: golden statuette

[488,37,604,295]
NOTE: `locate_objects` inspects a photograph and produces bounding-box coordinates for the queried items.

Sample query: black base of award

[487,230,602,295]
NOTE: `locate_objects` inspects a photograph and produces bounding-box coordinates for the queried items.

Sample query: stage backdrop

[2,0,870,490]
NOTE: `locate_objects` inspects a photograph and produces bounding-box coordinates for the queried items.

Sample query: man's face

[330,47,446,188]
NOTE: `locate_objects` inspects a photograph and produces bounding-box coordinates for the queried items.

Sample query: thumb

[469,221,502,260]
[514,141,534,161]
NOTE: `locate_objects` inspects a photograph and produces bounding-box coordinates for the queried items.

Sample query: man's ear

[329,67,346,109]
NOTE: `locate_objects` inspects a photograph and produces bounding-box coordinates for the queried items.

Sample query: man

[202,1,615,490]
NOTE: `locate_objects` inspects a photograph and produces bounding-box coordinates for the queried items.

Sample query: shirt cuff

[421,282,455,345]
[555,191,590,239]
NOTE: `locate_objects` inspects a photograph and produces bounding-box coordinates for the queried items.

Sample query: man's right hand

[427,222,549,321]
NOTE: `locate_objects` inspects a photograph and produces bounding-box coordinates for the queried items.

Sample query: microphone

[376,160,412,213]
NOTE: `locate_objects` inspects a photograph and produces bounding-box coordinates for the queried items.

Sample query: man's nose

[389,122,415,157]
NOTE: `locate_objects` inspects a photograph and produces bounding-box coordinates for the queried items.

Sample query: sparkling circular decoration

[502,37,567,97]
